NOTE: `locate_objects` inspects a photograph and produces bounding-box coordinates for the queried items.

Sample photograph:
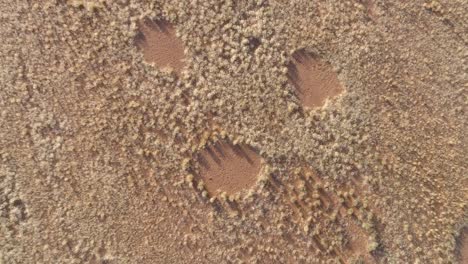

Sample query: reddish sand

[459,228,468,264]
[343,221,375,263]
[196,141,262,196]
[288,50,344,108]
[136,19,185,74]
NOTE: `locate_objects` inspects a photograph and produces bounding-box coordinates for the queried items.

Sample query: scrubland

[0,0,466,263]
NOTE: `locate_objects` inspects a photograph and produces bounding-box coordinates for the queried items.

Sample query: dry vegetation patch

[1,1,466,263]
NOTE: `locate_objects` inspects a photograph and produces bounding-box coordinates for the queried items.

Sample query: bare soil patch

[195,141,262,196]
[458,227,468,264]
[135,19,185,74]
[288,50,344,109]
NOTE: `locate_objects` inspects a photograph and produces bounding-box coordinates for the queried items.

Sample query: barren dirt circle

[195,141,262,196]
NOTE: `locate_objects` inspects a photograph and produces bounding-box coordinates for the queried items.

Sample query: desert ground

[0,0,467,263]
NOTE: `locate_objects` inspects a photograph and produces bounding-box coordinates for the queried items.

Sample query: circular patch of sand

[136,19,185,74]
[288,50,344,109]
[195,141,262,196]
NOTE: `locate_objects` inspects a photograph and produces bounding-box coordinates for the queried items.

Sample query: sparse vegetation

[0,0,466,263]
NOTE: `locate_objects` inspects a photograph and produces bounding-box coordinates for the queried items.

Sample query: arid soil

[0,0,467,264]
[459,228,468,263]
[194,141,262,196]
[136,19,185,74]
[288,50,344,109]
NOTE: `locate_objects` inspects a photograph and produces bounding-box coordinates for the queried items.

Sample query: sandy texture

[458,228,468,264]
[195,141,262,196]
[0,0,466,263]
[136,20,185,74]
[288,50,344,108]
